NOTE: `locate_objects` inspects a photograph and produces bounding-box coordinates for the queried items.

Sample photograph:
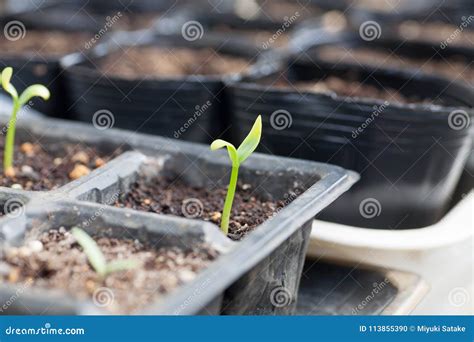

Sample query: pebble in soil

[114,177,303,240]
[0,228,218,314]
[0,141,122,191]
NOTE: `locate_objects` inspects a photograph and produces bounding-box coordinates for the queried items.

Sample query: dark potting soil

[1,228,218,314]
[273,76,417,104]
[0,31,91,56]
[317,46,474,86]
[99,47,250,79]
[396,21,474,48]
[0,141,122,191]
[114,177,301,240]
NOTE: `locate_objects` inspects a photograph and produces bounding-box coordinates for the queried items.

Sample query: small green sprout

[1,67,50,177]
[72,227,138,278]
[210,115,262,234]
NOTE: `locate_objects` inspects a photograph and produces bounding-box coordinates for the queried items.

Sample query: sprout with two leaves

[1,67,50,177]
[72,227,139,278]
[210,115,262,234]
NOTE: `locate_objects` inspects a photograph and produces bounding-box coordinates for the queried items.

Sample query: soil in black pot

[1,227,218,314]
[99,47,250,79]
[0,31,91,57]
[114,176,303,240]
[271,75,429,104]
[317,46,474,86]
[0,141,122,191]
[396,21,474,48]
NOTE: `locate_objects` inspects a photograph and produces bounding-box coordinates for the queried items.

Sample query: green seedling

[1,67,50,177]
[72,227,139,278]
[210,115,262,234]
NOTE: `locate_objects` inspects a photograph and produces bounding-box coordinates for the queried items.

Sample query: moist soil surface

[274,76,417,104]
[397,21,474,47]
[318,46,474,86]
[99,47,250,79]
[114,177,298,240]
[0,141,122,191]
[0,31,91,56]
[1,228,218,314]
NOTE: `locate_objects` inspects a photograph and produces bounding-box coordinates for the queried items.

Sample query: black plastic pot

[347,6,474,50]
[61,31,263,143]
[158,1,323,51]
[0,115,358,315]
[294,32,474,91]
[0,16,103,118]
[229,51,473,229]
